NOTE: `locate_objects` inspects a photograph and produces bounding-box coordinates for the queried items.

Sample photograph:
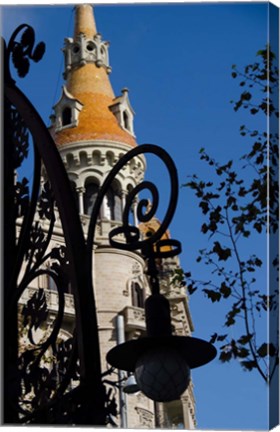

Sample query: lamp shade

[107,335,216,372]
[134,346,190,402]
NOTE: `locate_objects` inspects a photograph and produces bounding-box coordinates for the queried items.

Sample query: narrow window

[106,151,114,166]
[114,194,122,221]
[66,153,75,168]
[84,182,99,216]
[62,107,72,126]
[92,151,101,165]
[70,181,79,211]
[104,187,122,221]
[47,273,57,292]
[131,282,144,308]
[123,111,129,131]
[80,151,88,167]
[104,187,115,220]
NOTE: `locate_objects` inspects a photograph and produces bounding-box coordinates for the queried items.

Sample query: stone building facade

[19,5,196,428]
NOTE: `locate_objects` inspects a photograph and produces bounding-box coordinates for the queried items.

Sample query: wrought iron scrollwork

[88,144,181,257]
[4,25,104,425]
[4,24,182,425]
[3,24,45,83]
[87,144,182,297]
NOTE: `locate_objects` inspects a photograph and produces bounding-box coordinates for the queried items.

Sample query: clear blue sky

[1,2,279,430]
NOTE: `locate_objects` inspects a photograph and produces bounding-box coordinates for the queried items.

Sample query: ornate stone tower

[47,4,196,428]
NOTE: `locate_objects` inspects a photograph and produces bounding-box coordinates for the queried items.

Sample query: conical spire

[74,4,97,38]
[51,4,136,147]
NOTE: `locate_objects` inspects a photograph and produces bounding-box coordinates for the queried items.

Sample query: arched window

[131,282,144,308]
[104,186,122,221]
[92,151,101,165]
[84,182,99,216]
[62,107,72,126]
[79,151,88,167]
[66,153,75,168]
[47,274,57,292]
[48,270,73,294]
[106,151,114,166]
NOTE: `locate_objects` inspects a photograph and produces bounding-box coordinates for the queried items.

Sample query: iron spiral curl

[87,144,182,259]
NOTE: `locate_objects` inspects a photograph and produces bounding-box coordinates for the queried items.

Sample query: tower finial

[51,3,136,148]
[74,4,97,38]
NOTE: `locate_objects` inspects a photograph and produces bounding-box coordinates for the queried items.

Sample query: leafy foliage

[183,46,279,383]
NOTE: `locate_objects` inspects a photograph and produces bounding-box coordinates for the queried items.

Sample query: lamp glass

[123,375,140,394]
[134,346,190,402]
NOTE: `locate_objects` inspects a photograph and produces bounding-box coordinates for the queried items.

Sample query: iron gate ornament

[3,24,216,425]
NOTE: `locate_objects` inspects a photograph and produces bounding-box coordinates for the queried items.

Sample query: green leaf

[258,343,277,357]
[241,360,257,371]
[254,222,262,233]
[199,201,210,215]
[213,242,232,261]
[225,306,241,327]
[201,223,208,234]
[247,267,255,272]
[250,108,259,115]
[237,347,249,358]
[203,289,221,303]
[268,343,277,357]
[241,91,252,101]
[256,49,266,56]
[210,333,218,344]
[219,350,232,362]
[220,282,231,298]
[257,343,268,357]
[217,334,228,342]
[238,334,253,345]
[187,284,197,295]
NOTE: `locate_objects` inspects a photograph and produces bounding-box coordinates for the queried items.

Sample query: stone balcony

[19,286,75,318]
[121,305,146,332]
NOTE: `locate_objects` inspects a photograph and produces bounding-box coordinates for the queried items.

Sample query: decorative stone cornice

[135,407,154,428]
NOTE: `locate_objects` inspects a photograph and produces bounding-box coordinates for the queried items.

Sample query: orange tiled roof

[53,63,136,147]
[139,219,172,253]
[54,90,136,147]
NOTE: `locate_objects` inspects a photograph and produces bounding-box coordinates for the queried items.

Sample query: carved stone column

[77,186,85,215]
[121,190,125,207]
[133,197,138,226]
[181,395,195,429]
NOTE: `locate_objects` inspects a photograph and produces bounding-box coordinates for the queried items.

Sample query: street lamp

[3,25,216,425]
[107,249,216,403]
